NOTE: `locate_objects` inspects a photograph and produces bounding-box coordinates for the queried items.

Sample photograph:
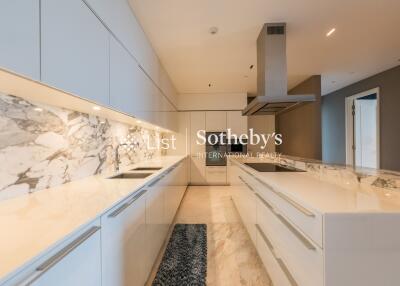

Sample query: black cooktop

[244,163,305,172]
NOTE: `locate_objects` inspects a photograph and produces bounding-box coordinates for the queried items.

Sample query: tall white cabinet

[190,112,207,185]
[206,111,227,132]
[41,0,110,105]
[0,0,40,80]
[227,111,248,136]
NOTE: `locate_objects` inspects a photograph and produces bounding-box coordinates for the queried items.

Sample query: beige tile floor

[148,186,271,286]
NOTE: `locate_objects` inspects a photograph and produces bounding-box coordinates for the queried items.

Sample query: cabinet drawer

[257,178,323,247]
[256,225,295,286]
[206,166,227,184]
[240,168,323,248]
[7,220,101,286]
[256,195,324,286]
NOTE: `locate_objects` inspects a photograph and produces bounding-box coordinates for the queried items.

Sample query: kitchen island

[228,156,400,286]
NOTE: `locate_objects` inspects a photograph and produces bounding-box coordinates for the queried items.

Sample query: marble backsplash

[0,92,162,201]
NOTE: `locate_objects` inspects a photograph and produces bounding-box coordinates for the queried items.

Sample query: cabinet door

[18,221,102,286]
[0,0,40,80]
[190,112,206,154]
[227,111,248,137]
[101,189,147,286]
[41,0,109,105]
[110,36,140,116]
[145,175,167,277]
[206,111,227,132]
[190,156,206,185]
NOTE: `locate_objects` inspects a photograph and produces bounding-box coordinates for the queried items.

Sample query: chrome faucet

[115,143,128,172]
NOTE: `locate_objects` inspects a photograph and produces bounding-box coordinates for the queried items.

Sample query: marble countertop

[0,155,186,283]
[230,157,400,214]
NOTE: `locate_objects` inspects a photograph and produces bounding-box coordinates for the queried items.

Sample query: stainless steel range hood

[243,23,317,116]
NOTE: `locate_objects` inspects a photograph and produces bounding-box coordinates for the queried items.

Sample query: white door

[346,89,379,169]
[355,97,378,168]
[0,1,40,80]
[101,189,147,286]
[41,0,109,105]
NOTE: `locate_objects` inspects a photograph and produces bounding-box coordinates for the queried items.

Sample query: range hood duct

[243,23,317,116]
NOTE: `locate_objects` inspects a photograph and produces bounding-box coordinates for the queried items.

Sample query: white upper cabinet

[41,0,110,106]
[0,0,40,80]
[227,111,248,137]
[83,0,178,106]
[110,36,140,116]
[206,111,227,132]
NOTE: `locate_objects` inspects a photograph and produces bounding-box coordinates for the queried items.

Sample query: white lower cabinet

[3,159,188,286]
[256,225,294,286]
[11,220,102,286]
[101,188,147,286]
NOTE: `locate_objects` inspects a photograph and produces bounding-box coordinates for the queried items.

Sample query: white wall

[178,93,247,111]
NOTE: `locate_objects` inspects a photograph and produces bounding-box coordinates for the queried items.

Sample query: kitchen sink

[108,172,153,179]
[130,167,162,171]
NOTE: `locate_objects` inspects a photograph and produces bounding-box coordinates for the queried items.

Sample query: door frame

[345,87,380,168]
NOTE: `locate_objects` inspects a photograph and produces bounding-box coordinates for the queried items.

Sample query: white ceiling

[128,0,400,96]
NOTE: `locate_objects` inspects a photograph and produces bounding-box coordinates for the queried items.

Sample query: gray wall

[276,76,322,160]
[322,65,400,171]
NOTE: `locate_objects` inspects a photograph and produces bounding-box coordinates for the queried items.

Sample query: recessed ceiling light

[326,28,336,37]
[33,107,43,112]
[93,106,101,111]
[209,26,218,35]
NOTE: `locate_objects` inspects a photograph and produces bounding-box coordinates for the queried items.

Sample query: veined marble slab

[231,153,400,193]
[0,93,161,200]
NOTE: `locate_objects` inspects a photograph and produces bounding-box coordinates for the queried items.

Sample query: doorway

[345,88,380,169]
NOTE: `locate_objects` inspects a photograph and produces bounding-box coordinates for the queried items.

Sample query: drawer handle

[256,225,298,286]
[238,176,255,192]
[255,193,274,211]
[254,177,315,218]
[148,175,164,187]
[24,226,101,285]
[276,213,316,251]
[256,224,274,251]
[256,193,316,251]
[276,258,299,286]
[275,191,315,218]
[108,189,147,218]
